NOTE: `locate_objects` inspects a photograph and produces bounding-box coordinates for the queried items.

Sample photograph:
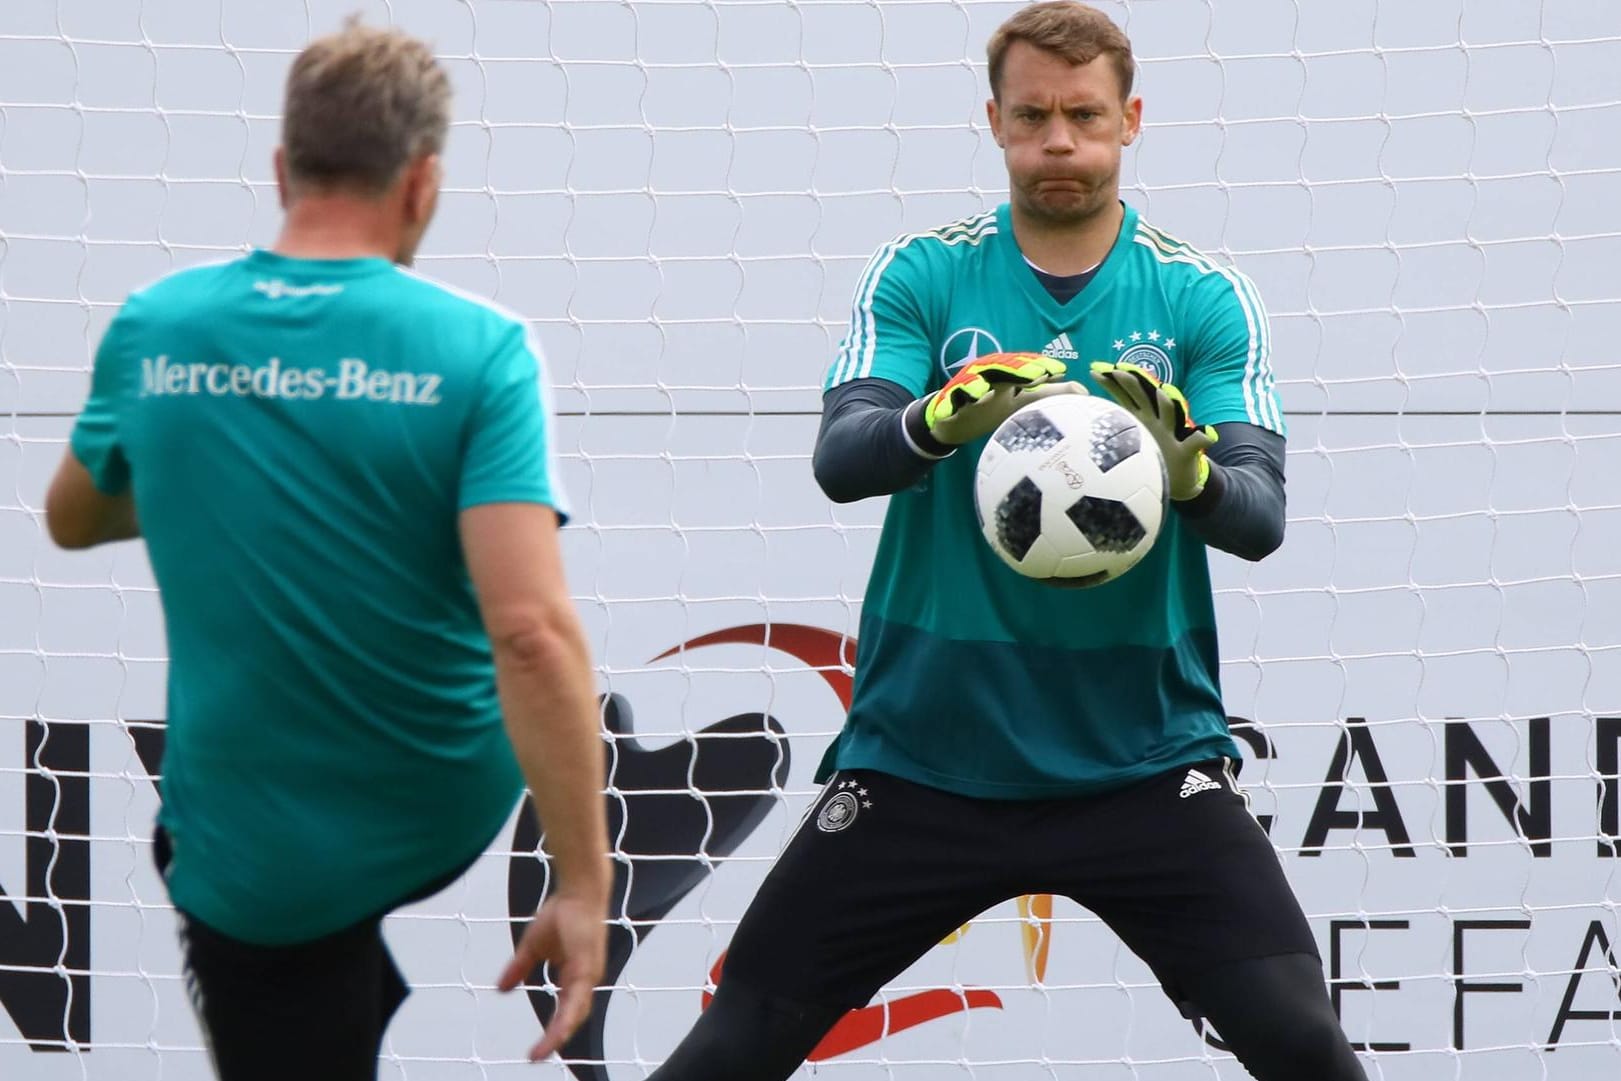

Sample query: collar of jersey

[995,200,1139,317]
[246,248,395,277]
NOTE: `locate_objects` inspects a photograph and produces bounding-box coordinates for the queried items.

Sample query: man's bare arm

[460,501,610,1060]
[45,454,139,549]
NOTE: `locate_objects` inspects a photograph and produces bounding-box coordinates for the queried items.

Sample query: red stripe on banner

[701,953,1003,1060]
[652,623,857,709]
[805,988,1005,1060]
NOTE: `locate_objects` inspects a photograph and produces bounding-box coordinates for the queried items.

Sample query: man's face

[988,42,1142,228]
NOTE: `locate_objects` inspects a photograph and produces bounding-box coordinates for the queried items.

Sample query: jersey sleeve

[69,303,141,495]
[458,323,570,521]
[1177,266,1286,437]
[824,239,936,397]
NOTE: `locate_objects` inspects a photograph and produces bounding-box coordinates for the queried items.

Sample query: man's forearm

[1174,422,1287,562]
[812,378,947,503]
[495,617,611,902]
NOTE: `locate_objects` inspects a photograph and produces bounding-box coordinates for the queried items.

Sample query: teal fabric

[819,203,1284,796]
[71,251,562,943]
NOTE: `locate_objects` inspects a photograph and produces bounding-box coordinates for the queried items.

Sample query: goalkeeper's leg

[1059,759,1366,1080]
[647,770,1012,1081]
[649,975,847,1081]
[1177,952,1368,1081]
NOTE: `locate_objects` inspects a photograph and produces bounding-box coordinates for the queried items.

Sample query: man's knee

[647,975,845,1081]
[1240,1005,1366,1081]
[1182,953,1368,1081]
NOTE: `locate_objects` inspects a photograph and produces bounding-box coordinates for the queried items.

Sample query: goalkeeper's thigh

[1179,952,1368,1081]
[646,974,845,1081]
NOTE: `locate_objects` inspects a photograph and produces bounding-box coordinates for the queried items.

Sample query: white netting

[3,0,1621,1078]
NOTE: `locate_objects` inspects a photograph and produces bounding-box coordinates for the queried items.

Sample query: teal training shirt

[70,250,564,944]
[820,203,1285,798]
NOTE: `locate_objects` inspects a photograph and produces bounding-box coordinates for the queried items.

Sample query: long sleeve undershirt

[811,377,1287,562]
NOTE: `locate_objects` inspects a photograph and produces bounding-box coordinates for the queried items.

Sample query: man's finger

[1124,370,1167,419]
[528,971,596,1062]
[1161,389,1191,433]
[978,361,1060,386]
[947,375,992,410]
[1012,381,1089,404]
[497,918,557,993]
[496,951,533,994]
[1095,369,1154,416]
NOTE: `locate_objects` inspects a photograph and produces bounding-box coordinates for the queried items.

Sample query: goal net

[4,0,1620,1078]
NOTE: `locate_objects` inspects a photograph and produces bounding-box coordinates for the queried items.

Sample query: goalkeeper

[650,4,1366,1080]
[44,21,608,1080]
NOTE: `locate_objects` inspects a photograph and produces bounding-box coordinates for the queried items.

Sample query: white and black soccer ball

[974,393,1167,588]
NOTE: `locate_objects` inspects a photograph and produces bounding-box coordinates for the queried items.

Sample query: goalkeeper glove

[903,353,1086,452]
[1089,361,1217,501]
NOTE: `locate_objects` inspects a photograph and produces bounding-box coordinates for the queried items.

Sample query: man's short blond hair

[282,18,451,195]
[987,2,1135,102]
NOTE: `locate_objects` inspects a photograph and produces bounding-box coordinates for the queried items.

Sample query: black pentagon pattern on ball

[1089,410,1141,472]
[1064,495,1146,553]
[993,407,1065,453]
[995,477,1044,561]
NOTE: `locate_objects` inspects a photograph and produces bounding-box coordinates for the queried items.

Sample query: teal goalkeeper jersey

[820,202,1285,798]
[71,250,564,944]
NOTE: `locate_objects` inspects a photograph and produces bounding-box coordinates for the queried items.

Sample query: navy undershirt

[1026,260,1100,304]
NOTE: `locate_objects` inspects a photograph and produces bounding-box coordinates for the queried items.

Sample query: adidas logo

[1041,333,1079,360]
[1179,768,1221,799]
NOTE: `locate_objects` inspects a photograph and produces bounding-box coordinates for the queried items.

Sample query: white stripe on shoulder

[393,266,550,382]
[1132,230,1279,431]
[392,266,556,402]
[833,212,998,386]
[1228,266,1281,431]
[393,265,532,332]
[395,267,570,515]
[832,245,895,388]
[131,255,246,298]
[836,211,997,385]
[1134,233,1260,428]
[1141,227,1281,432]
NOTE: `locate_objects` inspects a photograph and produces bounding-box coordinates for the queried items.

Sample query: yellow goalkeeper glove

[1090,361,1217,501]
[905,353,1085,450]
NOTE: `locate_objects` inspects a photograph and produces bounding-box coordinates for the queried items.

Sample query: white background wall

[3,0,1621,1077]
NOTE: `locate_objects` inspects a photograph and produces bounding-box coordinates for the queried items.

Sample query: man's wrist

[901,398,956,459]
[1172,458,1225,516]
[551,858,613,906]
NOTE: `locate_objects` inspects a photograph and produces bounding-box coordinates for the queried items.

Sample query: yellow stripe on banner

[1018,893,1054,984]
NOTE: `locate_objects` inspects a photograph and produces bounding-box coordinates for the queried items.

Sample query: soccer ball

[974,392,1167,588]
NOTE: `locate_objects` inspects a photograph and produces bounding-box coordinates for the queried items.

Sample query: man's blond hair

[282,18,450,195]
[987,2,1135,102]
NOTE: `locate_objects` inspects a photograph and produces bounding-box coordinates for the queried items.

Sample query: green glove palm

[1090,361,1217,501]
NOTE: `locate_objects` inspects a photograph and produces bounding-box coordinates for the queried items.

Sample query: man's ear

[1121,96,1143,147]
[405,154,441,223]
[987,97,1004,148]
[274,147,291,209]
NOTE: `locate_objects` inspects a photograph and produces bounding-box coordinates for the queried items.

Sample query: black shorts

[719,759,1319,1013]
[153,827,469,1081]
